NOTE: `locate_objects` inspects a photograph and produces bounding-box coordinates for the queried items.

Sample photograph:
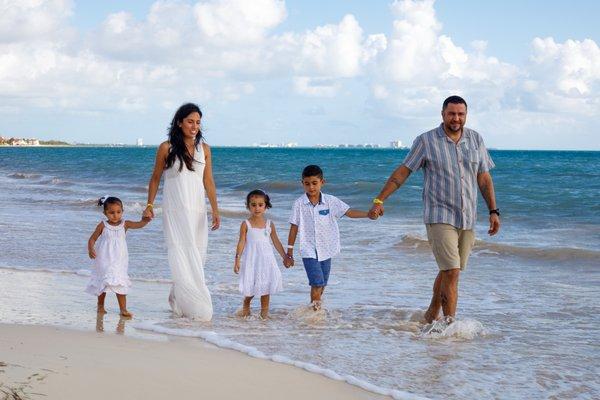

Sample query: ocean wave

[393,234,600,263]
[231,181,299,193]
[134,320,429,400]
[0,265,172,284]
[8,172,42,180]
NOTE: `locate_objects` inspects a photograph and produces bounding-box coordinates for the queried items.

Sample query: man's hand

[488,214,500,236]
[368,203,384,219]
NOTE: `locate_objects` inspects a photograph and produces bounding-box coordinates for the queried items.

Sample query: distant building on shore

[390,140,404,149]
[136,138,143,146]
[0,136,40,146]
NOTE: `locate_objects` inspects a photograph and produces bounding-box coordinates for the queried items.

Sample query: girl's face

[247,195,267,217]
[178,112,201,141]
[104,203,123,224]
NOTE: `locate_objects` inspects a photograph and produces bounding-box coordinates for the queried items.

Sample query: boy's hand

[142,216,152,223]
[88,248,96,259]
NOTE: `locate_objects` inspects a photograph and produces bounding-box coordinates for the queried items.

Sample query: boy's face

[302,175,324,197]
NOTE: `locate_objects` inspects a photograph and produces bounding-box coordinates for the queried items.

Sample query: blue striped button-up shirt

[403,124,495,230]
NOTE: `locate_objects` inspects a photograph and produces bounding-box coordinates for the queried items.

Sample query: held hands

[283,254,294,268]
[143,205,154,220]
[488,214,500,236]
[368,203,384,220]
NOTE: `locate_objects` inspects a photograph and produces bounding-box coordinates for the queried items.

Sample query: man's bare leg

[310,286,323,310]
[424,272,442,323]
[440,269,460,319]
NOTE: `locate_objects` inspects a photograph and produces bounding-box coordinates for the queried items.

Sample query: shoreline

[0,323,389,400]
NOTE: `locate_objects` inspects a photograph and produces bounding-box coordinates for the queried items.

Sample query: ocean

[0,146,599,399]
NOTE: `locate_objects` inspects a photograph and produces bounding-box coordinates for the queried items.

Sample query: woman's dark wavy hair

[246,190,272,209]
[165,103,203,172]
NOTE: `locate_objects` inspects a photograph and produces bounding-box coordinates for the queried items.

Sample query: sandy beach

[0,323,386,400]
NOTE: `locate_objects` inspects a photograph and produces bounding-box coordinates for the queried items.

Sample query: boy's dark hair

[246,190,272,209]
[302,165,323,179]
[442,95,467,110]
[101,196,123,211]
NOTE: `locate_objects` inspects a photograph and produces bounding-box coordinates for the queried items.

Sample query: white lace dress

[162,143,213,320]
[86,220,131,296]
[239,220,283,297]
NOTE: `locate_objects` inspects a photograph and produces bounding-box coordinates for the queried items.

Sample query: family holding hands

[86,96,500,326]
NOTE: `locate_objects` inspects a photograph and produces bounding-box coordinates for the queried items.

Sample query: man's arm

[477,171,500,236]
[368,165,412,218]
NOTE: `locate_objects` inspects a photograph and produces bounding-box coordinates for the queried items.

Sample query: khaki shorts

[426,223,475,271]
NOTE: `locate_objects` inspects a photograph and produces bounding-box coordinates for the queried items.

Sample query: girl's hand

[143,205,154,219]
[211,211,221,231]
[88,248,96,259]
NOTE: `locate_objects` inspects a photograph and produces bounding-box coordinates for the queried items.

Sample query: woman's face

[178,112,201,140]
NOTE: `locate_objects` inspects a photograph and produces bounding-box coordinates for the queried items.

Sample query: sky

[0,0,599,150]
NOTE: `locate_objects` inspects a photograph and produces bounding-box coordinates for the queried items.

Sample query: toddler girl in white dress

[86,196,150,317]
[234,190,290,319]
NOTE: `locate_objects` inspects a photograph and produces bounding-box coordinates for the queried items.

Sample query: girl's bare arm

[125,218,151,230]
[234,222,247,274]
[269,222,287,258]
[88,222,104,259]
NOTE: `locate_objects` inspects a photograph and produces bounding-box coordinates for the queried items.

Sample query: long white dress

[162,144,213,320]
[239,220,283,297]
[86,220,131,296]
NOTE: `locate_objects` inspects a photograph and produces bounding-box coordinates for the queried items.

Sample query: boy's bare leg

[259,295,270,319]
[424,272,442,323]
[97,292,107,314]
[116,294,132,318]
[310,287,323,310]
[238,296,253,317]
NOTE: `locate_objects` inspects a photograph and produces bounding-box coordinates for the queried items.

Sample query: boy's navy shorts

[302,258,332,287]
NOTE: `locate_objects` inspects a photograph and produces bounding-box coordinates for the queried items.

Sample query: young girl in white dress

[86,197,150,317]
[234,190,290,319]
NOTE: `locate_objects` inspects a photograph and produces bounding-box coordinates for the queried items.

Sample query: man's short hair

[302,165,323,179]
[443,95,468,110]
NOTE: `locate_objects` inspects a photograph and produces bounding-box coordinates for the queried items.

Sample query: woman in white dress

[143,103,220,320]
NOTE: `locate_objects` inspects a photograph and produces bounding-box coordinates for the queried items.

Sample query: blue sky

[1,0,599,149]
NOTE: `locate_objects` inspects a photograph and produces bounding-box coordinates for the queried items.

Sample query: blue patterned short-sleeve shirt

[289,193,350,261]
[403,123,495,230]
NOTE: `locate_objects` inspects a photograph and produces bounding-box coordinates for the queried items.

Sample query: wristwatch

[489,208,500,216]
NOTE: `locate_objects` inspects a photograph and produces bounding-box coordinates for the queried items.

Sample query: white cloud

[0,0,73,43]
[373,0,519,114]
[525,37,600,115]
[194,0,286,45]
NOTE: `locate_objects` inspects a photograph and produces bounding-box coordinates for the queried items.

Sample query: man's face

[442,103,467,133]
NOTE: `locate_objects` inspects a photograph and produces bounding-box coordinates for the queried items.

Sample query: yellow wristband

[372,198,384,205]
[146,203,154,208]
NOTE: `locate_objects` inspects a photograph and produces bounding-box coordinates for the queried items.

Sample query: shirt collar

[437,123,471,144]
[303,192,323,205]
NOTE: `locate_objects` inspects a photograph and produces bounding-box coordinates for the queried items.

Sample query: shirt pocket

[319,209,330,216]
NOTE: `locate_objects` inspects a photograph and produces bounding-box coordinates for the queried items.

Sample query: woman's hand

[143,205,154,219]
[234,259,240,274]
[211,210,220,230]
[88,247,96,259]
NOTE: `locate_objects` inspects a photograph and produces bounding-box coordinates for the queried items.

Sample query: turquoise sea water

[1,146,599,399]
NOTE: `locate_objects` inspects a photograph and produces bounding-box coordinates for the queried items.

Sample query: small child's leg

[116,294,133,318]
[97,292,107,314]
[259,295,270,319]
[238,296,253,317]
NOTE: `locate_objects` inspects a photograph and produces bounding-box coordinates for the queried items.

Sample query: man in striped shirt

[369,95,500,324]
